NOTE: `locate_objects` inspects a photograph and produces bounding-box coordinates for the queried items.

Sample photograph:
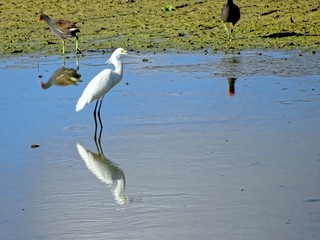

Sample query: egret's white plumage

[75,48,127,112]
[76,143,130,205]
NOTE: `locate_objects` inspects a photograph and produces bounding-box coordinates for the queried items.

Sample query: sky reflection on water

[0,51,320,240]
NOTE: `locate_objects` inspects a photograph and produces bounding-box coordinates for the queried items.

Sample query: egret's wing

[75,69,113,111]
[76,143,114,185]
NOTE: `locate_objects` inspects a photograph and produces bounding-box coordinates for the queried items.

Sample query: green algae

[0,0,319,55]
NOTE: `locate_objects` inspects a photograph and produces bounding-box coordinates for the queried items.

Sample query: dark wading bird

[40,66,81,89]
[75,48,127,141]
[38,14,81,55]
[220,0,241,41]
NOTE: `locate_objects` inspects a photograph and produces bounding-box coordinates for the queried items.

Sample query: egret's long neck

[113,178,129,205]
[113,59,123,77]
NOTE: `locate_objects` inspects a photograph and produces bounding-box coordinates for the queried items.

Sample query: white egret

[75,48,127,140]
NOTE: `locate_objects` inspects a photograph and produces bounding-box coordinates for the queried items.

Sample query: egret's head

[118,48,127,55]
[107,48,127,64]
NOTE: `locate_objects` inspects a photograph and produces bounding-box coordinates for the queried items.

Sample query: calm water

[0,51,319,240]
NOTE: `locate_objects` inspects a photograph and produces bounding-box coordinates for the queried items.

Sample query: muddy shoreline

[1,0,319,55]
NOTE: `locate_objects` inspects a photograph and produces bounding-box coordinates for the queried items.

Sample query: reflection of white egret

[76,143,130,205]
[75,48,127,141]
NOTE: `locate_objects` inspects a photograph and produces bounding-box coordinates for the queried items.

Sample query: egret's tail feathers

[75,96,87,112]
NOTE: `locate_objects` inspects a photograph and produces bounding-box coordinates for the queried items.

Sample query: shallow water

[0,51,320,240]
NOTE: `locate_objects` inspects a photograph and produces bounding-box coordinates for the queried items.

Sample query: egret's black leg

[97,99,104,130]
[93,100,99,142]
[97,99,104,144]
[94,133,104,156]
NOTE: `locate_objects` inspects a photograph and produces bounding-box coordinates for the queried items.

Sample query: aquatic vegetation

[0,0,319,54]
[162,4,174,12]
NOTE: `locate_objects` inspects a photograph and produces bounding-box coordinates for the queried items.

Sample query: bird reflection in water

[76,138,131,206]
[40,66,81,89]
[228,77,237,96]
[221,52,239,96]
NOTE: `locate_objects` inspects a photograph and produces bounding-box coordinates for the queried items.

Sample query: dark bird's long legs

[61,40,66,55]
[223,22,232,41]
[76,54,80,70]
[75,36,82,54]
[61,37,81,55]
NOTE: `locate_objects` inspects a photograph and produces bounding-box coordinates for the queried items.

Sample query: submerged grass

[0,0,319,55]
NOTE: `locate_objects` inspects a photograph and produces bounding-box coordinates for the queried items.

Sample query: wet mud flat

[0,50,319,240]
[1,0,320,54]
